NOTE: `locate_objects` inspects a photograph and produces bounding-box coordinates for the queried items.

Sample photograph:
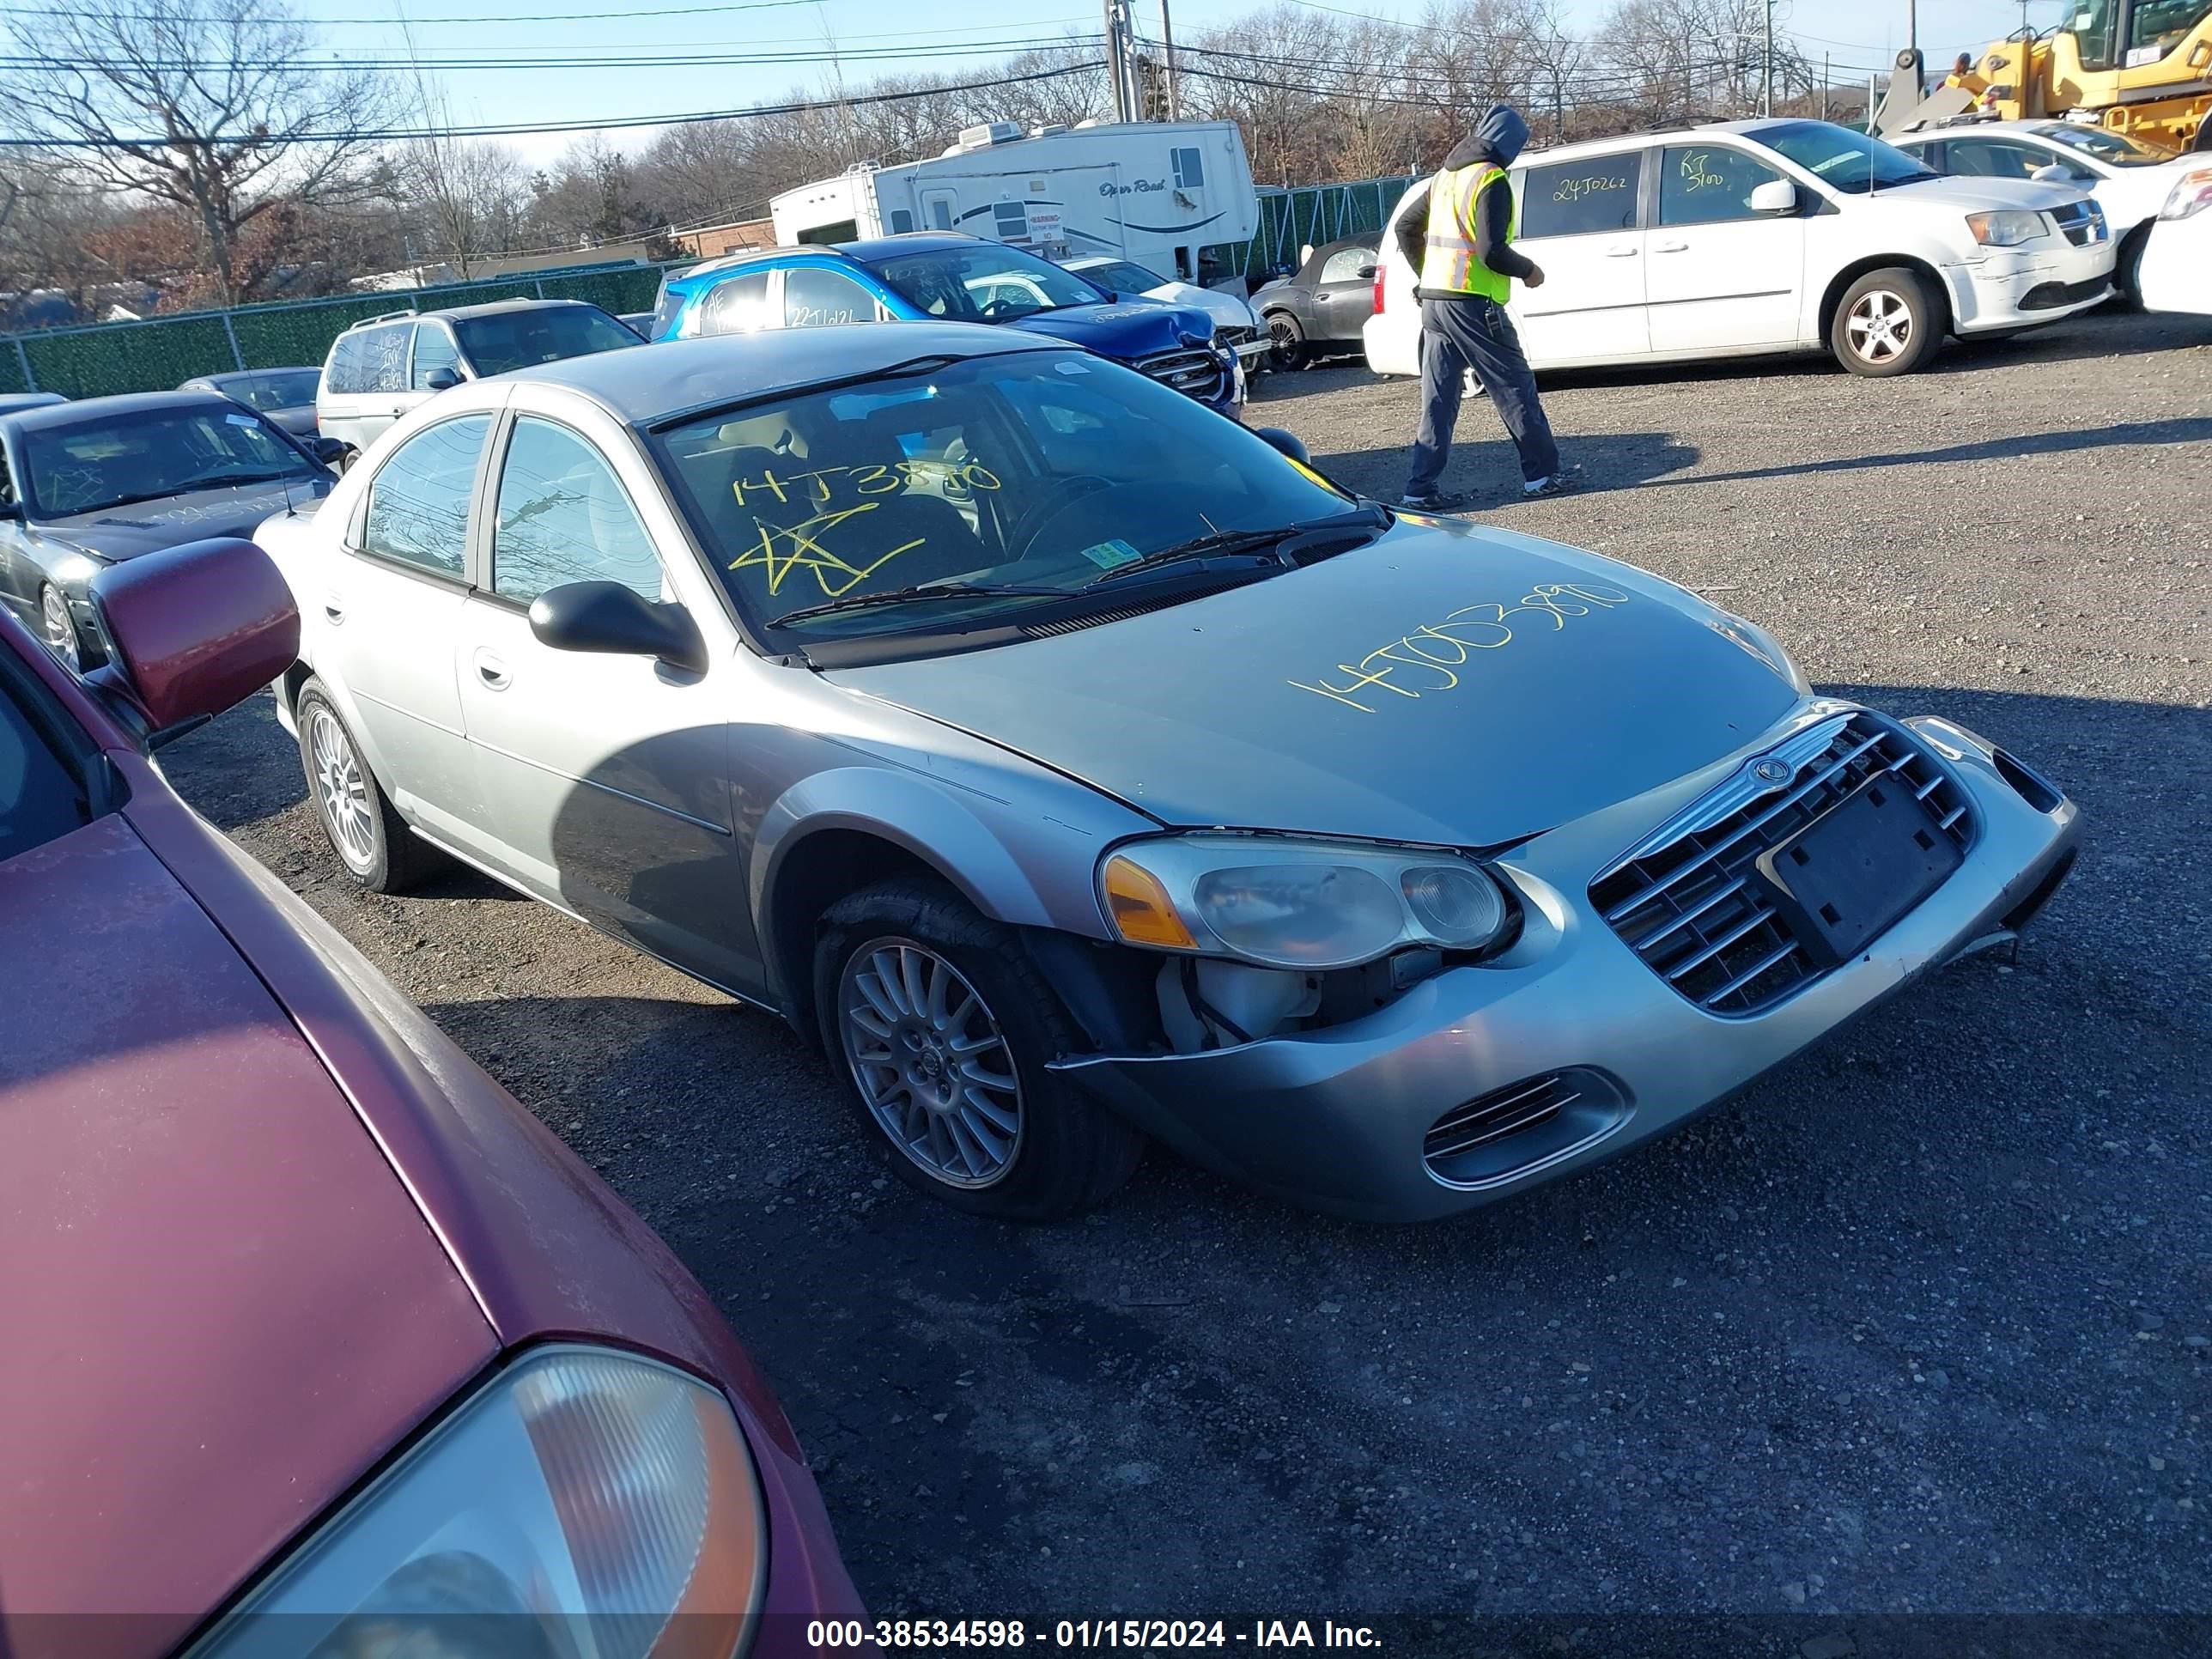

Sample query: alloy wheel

[837,938,1023,1188]
[39,587,79,672]
[1845,289,1912,366]
[307,706,378,873]
[1267,315,1303,370]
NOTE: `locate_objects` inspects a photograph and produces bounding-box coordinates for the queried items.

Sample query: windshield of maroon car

[453,307,638,375]
[864,246,1109,322]
[651,349,1349,636]
[21,406,320,520]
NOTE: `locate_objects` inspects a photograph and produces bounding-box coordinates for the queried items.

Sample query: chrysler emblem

[1752,757,1792,785]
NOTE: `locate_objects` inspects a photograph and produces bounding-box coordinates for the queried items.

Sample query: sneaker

[1400,489,1471,512]
[1521,466,1581,498]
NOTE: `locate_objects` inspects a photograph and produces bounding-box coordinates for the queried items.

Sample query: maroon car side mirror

[87,537,300,736]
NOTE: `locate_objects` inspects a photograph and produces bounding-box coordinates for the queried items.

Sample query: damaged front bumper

[1049,706,2081,1223]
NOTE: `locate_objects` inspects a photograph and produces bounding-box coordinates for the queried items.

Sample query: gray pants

[1407,295,1559,492]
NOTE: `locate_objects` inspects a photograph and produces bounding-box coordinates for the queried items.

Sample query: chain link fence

[0,261,674,398]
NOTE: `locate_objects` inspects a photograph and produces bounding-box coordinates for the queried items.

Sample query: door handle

[1651,240,1690,253]
[472,648,511,690]
[323,596,344,624]
[1604,245,1641,257]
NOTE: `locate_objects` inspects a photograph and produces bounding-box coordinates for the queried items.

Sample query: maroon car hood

[0,813,495,1654]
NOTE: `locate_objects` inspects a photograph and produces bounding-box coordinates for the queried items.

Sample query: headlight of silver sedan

[1101,835,1515,969]
[192,1346,765,1659]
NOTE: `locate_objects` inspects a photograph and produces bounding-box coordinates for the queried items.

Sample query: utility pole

[1159,0,1179,120]
[1104,0,1132,122]
[1821,51,1830,119]
[1761,0,1774,117]
[1907,0,1918,78]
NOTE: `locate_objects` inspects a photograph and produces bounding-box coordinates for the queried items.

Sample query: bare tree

[0,0,394,305]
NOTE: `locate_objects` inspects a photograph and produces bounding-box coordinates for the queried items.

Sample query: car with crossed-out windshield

[257,322,2081,1223]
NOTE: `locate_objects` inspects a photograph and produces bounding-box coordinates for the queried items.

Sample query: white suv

[1364,118,2116,380]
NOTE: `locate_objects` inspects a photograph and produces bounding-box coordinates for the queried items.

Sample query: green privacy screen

[0,262,670,398]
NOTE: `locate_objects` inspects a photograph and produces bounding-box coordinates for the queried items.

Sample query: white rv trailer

[769,119,1260,283]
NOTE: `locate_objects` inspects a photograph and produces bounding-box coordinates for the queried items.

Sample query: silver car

[257,323,2081,1222]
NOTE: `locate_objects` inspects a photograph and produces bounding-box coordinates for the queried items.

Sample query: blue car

[649,234,1244,417]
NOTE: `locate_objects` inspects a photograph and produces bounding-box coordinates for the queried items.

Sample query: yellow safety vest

[1419,163,1514,303]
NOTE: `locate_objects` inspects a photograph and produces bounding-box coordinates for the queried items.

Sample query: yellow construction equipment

[1873,3,2212,152]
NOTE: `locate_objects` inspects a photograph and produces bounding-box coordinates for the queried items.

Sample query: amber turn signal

[1102,854,1197,950]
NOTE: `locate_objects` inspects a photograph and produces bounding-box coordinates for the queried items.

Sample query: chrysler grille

[1139,346,1225,400]
[1590,716,1974,1017]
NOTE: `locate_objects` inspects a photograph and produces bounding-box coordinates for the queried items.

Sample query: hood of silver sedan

[828,521,1801,847]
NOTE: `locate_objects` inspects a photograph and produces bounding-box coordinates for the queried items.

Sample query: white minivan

[1364,118,2117,379]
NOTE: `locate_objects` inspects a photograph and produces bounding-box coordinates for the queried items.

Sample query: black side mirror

[422,367,462,392]
[530,580,707,673]
[304,435,346,467]
[1252,426,1310,465]
[1356,263,1378,280]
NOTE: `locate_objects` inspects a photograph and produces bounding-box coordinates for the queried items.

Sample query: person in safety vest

[1389,102,1575,509]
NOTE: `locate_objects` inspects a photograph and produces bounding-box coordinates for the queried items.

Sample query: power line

[0,56,1105,145]
[0,37,1103,71]
[3,0,823,22]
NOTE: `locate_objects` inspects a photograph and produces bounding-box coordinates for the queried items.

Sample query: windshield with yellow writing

[652,350,1349,635]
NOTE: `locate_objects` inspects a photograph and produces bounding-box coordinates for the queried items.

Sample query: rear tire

[1266,311,1307,371]
[1831,267,1944,377]
[336,446,362,475]
[814,878,1144,1221]
[295,680,442,893]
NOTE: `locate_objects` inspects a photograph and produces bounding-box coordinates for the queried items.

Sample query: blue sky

[316,0,2074,165]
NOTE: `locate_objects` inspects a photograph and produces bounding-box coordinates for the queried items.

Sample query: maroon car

[0,538,862,1658]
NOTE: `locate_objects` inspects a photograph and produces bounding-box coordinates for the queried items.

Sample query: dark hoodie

[1395,102,1536,300]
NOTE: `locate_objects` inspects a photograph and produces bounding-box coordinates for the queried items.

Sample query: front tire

[1266,311,1307,371]
[814,878,1144,1220]
[295,680,442,893]
[1832,267,1943,377]
[2115,224,2151,310]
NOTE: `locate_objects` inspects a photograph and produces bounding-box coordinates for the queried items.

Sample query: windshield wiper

[774,580,1073,627]
[169,469,301,492]
[1081,506,1389,590]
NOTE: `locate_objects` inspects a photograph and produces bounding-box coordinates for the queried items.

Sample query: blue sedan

[648,234,1244,417]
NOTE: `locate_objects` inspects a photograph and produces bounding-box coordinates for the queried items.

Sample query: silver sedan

[256,323,2081,1221]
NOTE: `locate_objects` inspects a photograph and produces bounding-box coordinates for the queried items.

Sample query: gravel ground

[165,308,2212,1637]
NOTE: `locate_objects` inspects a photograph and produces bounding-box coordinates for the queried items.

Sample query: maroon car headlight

[192,1346,766,1659]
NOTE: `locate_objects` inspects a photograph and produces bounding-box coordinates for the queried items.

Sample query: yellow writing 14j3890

[1289,582,1632,713]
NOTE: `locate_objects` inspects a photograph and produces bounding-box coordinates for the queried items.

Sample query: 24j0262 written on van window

[1520,153,1644,238]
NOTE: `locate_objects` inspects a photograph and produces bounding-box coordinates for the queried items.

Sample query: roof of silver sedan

[514,320,1061,426]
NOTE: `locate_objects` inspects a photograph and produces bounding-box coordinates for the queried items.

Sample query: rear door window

[356,324,413,394]
[361,415,489,578]
[1519,152,1644,238]
[697,271,774,337]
